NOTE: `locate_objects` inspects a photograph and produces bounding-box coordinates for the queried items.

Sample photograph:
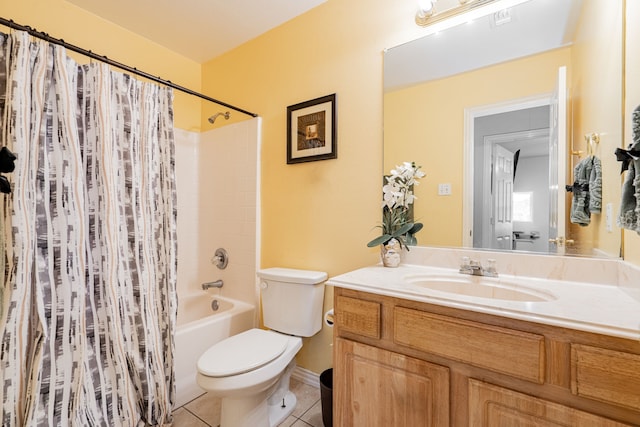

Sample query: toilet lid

[197,328,289,377]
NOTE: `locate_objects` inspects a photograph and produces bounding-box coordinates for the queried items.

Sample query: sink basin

[404,274,555,302]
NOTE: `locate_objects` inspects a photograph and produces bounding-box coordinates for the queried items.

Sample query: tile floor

[173,378,325,427]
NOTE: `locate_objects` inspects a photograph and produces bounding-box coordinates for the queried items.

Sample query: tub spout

[202,280,224,290]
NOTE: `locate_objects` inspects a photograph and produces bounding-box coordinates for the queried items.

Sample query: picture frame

[287,94,337,164]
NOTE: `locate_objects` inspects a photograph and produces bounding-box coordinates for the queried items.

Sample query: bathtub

[174,294,256,407]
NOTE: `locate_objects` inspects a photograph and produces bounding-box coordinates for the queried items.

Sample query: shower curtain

[0,30,178,426]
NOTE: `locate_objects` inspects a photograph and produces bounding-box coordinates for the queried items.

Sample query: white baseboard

[292,365,321,389]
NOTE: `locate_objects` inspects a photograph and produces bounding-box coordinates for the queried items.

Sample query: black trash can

[319,368,333,427]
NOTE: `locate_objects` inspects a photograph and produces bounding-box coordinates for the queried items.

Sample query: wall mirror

[384,0,624,258]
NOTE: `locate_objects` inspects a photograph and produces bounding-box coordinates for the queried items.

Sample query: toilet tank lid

[257,267,328,285]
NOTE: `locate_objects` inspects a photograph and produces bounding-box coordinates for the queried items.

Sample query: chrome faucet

[459,257,498,277]
[202,280,224,290]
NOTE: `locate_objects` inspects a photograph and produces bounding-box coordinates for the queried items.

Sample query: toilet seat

[197,329,289,377]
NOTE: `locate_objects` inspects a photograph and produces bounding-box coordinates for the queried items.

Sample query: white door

[548,66,568,254]
[491,144,515,250]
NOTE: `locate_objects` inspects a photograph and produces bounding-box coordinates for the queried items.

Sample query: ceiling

[66,0,327,63]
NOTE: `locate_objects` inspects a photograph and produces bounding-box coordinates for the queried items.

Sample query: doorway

[463,96,553,252]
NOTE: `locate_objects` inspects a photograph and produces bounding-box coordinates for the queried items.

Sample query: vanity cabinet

[333,287,640,426]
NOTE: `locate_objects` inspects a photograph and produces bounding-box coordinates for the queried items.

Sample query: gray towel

[588,156,602,214]
[570,155,601,226]
[617,105,640,233]
[617,162,640,231]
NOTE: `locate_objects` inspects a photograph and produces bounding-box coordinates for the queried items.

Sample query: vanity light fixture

[416,0,532,32]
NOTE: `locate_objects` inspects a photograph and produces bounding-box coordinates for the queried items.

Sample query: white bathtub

[174,294,256,407]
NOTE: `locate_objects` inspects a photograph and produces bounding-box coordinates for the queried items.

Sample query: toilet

[196,267,327,427]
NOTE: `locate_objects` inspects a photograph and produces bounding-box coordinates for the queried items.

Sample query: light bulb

[417,0,434,16]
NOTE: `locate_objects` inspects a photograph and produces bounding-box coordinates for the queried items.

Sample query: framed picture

[287,94,337,164]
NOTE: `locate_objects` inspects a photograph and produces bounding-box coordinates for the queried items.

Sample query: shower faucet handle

[211,248,229,269]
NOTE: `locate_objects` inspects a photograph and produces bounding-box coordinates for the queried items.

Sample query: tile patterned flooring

[172,378,325,427]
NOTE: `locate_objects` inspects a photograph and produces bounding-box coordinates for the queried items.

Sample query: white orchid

[368,162,426,249]
[381,162,424,210]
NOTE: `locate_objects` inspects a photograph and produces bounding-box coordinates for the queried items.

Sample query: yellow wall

[384,48,572,248]
[624,0,640,263]
[1,0,202,131]
[569,0,623,258]
[201,0,423,373]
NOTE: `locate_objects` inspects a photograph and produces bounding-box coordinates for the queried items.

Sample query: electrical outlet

[438,183,452,196]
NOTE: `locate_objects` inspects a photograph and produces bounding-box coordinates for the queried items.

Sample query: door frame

[462,94,552,247]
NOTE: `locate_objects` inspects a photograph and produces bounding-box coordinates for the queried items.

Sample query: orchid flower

[368,162,426,249]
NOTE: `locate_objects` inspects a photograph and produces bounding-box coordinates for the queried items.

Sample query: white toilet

[196,267,327,427]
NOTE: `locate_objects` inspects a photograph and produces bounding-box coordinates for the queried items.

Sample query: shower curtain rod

[0,17,259,118]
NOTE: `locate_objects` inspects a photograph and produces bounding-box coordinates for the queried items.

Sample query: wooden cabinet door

[469,379,633,426]
[334,338,449,427]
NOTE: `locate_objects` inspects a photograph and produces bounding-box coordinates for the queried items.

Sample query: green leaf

[391,222,414,237]
[404,234,417,246]
[367,234,393,247]
[408,222,423,234]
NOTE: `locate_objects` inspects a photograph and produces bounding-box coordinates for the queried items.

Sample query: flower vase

[380,238,402,267]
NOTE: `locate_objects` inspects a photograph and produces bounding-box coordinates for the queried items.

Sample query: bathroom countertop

[327,263,640,341]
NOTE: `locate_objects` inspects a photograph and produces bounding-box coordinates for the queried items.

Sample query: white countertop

[327,263,640,341]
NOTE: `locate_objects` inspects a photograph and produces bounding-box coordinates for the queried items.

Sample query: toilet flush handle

[260,281,268,290]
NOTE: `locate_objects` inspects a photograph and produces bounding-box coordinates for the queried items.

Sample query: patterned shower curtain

[0,30,178,426]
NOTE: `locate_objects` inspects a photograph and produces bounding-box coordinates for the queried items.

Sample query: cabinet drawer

[336,296,381,339]
[394,307,545,383]
[571,344,640,411]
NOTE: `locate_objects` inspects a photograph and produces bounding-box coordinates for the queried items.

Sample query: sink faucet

[459,257,498,277]
[202,280,224,290]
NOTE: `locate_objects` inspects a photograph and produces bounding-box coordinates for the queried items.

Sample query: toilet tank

[257,268,327,337]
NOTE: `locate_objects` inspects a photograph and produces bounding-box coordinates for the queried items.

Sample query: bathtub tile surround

[174,378,323,427]
[197,120,261,305]
[174,119,261,305]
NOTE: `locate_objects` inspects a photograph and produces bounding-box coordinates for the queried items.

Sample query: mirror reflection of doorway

[473,106,551,253]
[464,67,567,253]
